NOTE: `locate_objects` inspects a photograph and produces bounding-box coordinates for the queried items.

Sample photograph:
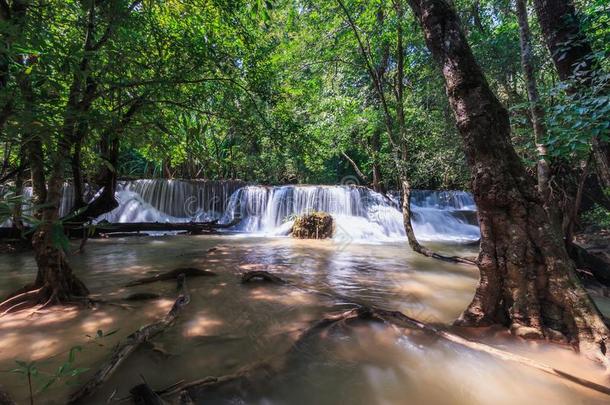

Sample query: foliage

[0,0,608,193]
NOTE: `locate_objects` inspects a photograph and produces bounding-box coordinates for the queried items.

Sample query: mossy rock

[291,212,334,239]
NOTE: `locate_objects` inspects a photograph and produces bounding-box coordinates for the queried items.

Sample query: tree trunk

[516,0,552,204]
[71,134,86,211]
[515,0,567,235]
[370,129,384,193]
[17,73,46,207]
[407,0,610,366]
[532,0,610,190]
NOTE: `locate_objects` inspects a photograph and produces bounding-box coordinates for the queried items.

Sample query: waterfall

[221,185,480,242]
[2,180,480,243]
[98,179,245,223]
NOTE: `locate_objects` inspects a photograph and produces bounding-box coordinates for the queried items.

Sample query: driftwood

[125,267,216,287]
[68,274,191,404]
[241,271,286,284]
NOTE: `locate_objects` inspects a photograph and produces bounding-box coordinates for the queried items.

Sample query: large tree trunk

[407,0,610,366]
[532,0,610,190]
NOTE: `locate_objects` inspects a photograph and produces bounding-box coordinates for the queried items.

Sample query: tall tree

[335,0,428,255]
[407,0,610,366]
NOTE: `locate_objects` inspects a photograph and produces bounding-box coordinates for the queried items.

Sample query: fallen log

[67,219,240,237]
[123,292,162,301]
[68,274,191,404]
[0,219,241,241]
[241,271,286,284]
[125,267,216,287]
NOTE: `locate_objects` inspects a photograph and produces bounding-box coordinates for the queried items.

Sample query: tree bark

[407,0,610,366]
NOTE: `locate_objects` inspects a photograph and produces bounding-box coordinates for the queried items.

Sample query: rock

[291,212,334,239]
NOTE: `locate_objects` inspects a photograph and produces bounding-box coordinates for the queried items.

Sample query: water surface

[0,235,608,404]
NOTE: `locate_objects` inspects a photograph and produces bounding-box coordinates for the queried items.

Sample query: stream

[0,236,609,404]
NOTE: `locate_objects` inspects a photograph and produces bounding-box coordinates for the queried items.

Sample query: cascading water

[220,185,480,242]
[2,180,480,243]
[97,179,245,223]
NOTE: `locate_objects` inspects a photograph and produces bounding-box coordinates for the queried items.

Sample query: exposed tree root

[412,244,477,265]
[141,299,610,403]
[567,241,610,286]
[241,271,286,284]
[68,274,191,404]
[125,267,216,287]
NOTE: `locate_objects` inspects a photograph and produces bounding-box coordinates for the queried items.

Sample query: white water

[220,185,480,243]
[2,180,480,243]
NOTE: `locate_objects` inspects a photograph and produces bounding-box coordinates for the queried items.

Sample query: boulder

[291,212,334,239]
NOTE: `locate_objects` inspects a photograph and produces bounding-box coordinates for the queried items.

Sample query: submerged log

[241,271,286,284]
[125,267,216,287]
[68,275,191,404]
[291,212,334,239]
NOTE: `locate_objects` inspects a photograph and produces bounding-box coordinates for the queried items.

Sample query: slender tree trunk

[71,134,86,210]
[370,129,384,193]
[533,0,610,190]
[17,73,46,207]
[407,0,610,366]
[69,95,146,223]
[515,0,558,226]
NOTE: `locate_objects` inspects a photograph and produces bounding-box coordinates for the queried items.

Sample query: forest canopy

[1,0,606,191]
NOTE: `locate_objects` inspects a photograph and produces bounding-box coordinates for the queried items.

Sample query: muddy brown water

[0,235,609,404]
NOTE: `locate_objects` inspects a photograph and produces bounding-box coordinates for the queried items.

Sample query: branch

[341,151,369,184]
[67,274,191,404]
